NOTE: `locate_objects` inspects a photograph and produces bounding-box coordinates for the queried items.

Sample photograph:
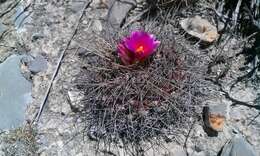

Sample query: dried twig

[0,0,21,18]
[230,63,260,89]
[206,78,260,111]
[122,8,149,29]
[232,0,242,27]
[184,119,196,154]
[14,2,31,23]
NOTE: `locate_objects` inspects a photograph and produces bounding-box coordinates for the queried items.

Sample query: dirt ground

[0,0,260,156]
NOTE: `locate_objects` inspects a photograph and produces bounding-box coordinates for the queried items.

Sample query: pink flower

[117,31,160,65]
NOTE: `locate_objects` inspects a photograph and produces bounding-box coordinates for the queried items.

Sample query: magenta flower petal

[117,31,160,65]
[117,42,134,65]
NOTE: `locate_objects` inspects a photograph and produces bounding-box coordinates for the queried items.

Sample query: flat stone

[67,90,85,112]
[28,55,48,74]
[203,102,227,132]
[180,16,219,42]
[0,55,32,129]
[217,20,225,32]
[107,0,136,28]
[220,135,257,156]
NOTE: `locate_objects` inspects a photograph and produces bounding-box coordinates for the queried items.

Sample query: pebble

[28,55,48,74]
[67,90,85,112]
[217,20,225,32]
[203,103,227,132]
[31,33,45,42]
[180,16,219,42]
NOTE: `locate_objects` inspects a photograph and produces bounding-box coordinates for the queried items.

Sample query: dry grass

[0,125,38,156]
[146,0,197,10]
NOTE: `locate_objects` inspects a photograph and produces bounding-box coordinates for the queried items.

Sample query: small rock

[28,55,48,74]
[203,103,227,132]
[31,33,45,42]
[67,90,85,112]
[217,20,225,32]
[92,20,102,32]
[220,134,257,156]
[180,16,219,42]
[107,0,136,28]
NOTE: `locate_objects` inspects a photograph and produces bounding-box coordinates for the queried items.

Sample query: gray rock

[28,55,48,73]
[217,20,225,32]
[206,104,227,117]
[107,0,136,28]
[67,90,85,112]
[220,135,257,156]
[0,55,32,129]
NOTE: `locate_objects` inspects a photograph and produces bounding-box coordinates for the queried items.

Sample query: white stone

[180,16,219,42]
[92,20,102,32]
